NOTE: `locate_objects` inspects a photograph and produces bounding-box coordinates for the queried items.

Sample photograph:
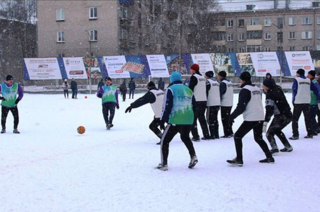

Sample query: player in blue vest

[0,75,24,134]
[156,72,198,171]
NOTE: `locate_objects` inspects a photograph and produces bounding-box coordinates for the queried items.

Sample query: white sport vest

[150,89,165,118]
[242,85,264,121]
[207,79,220,106]
[294,77,311,104]
[221,80,233,107]
[193,74,207,102]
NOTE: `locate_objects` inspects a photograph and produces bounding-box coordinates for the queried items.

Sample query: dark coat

[129,80,136,90]
[71,81,77,90]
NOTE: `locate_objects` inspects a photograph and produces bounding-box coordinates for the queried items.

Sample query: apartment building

[37,0,119,58]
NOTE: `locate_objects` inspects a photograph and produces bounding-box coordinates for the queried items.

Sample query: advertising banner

[63,57,87,79]
[24,58,62,80]
[191,53,214,75]
[165,54,188,75]
[83,57,102,79]
[250,52,281,76]
[285,51,314,76]
[146,55,169,77]
[210,53,236,77]
[103,56,130,78]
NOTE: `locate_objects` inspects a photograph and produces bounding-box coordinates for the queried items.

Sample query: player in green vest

[97,77,119,130]
[156,72,198,171]
[0,75,24,134]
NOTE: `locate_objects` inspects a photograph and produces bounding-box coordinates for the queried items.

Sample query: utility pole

[85,30,92,94]
[272,22,283,87]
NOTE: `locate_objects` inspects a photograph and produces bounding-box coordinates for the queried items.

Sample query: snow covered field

[0,93,319,212]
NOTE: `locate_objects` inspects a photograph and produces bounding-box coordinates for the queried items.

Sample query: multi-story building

[37,0,119,58]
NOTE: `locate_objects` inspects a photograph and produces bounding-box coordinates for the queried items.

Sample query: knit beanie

[240,71,251,81]
[205,71,214,78]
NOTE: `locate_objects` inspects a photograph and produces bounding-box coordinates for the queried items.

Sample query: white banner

[285,51,314,76]
[24,58,62,80]
[103,56,130,78]
[250,52,281,76]
[63,57,87,79]
[146,55,169,77]
[191,53,215,75]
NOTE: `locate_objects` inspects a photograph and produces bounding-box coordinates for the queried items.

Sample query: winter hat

[147,81,155,89]
[296,69,305,76]
[266,73,272,78]
[218,71,226,78]
[105,77,112,81]
[6,75,13,81]
[263,79,274,88]
[190,64,200,72]
[308,70,316,77]
[240,71,251,81]
[205,71,214,78]
[170,72,182,83]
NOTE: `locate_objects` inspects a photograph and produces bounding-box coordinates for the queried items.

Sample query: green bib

[102,85,117,104]
[169,84,194,125]
[1,83,18,107]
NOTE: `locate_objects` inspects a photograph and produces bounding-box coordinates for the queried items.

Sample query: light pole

[85,30,92,94]
[271,22,284,87]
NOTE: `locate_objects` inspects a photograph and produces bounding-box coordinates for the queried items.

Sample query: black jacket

[219,77,228,100]
[230,81,254,120]
[264,85,292,122]
[129,80,136,90]
[131,87,157,108]
[71,81,77,90]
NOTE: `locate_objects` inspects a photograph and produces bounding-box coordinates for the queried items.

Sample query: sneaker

[221,134,233,138]
[155,163,168,171]
[188,156,198,169]
[226,158,243,167]
[259,157,275,163]
[13,129,20,134]
[304,135,313,139]
[192,137,200,142]
[289,136,299,140]
[280,146,293,152]
[156,141,161,145]
[1,129,5,134]
[270,149,279,154]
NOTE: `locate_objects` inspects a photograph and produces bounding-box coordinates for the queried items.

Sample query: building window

[228,48,233,53]
[247,45,261,52]
[57,31,65,42]
[121,29,128,39]
[227,20,234,27]
[89,7,98,20]
[89,30,98,41]
[250,18,259,25]
[264,32,271,40]
[238,33,245,41]
[277,32,283,42]
[239,47,246,53]
[238,19,245,27]
[247,31,262,39]
[277,46,283,51]
[302,17,312,25]
[227,34,233,41]
[213,32,226,41]
[213,19,225,26]
[122,7,128,19]
[289,32,296,39]
[301,31,313,39]
[317,31,320,39]
[56,9,65,21]
[317,17,320,24]
[277,17,283,28]
[265,47,271,52]
[317,45,320,50]
[289,17,295,26]
[302,46,310,51]
[290,46,295,51]
[264,18,271,26]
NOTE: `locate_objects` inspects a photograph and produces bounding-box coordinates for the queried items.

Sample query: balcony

[247,39,262,45]
[213,40,226,45]
[212,26,226,32]
[247,25,263,31]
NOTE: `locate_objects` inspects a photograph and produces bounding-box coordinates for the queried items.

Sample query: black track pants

[267,114,292,150]
[1,106,19,129]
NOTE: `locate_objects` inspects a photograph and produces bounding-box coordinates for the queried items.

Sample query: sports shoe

[188,156,198,169]
[1,129,6,134]
[280,146,293,152]
[192,137,200,142]
[259,157,275,163]
[304,135,313,139]
[156,141,161,145]
[155,163,168,171]
[226,158,243,167]
[13,129,20,134]
[270,149,279,154]
[289,136,299,140]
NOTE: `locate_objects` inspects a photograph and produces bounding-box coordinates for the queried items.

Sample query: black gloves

[160,120,166,131]
[125,106,132,113]
[15,99,20,104]
[116,105,119,110]
[0,96,5,101]
[97,93,102,98]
